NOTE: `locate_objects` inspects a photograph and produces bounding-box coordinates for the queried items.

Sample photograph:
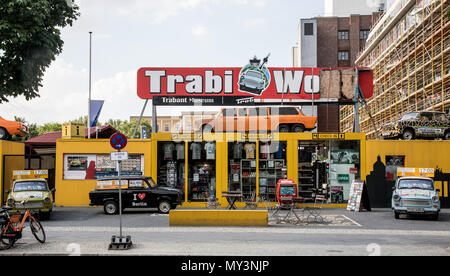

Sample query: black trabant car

[89,176,182,214]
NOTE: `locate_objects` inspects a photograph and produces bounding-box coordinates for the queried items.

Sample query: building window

[338,51,349,61]
[338,30,349,40]
[360,30,370,40]
[304,23,314,36]
[164,123,170,132]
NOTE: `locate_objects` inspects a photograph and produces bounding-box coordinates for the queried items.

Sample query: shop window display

[228,142,257,201]
[188,142,216,202]
[259,141,287,202]
[157,142,185,191]
[297,140,360,203]
[64,154,144,180]
[329,140,360,203]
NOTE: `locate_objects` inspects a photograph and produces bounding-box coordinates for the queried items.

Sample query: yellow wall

[0,141,25,204]
[152,132,366,208]
[54,133,367,207]
[55,139,152,207]
[366,140,450,173]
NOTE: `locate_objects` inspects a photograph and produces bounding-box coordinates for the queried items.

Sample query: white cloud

[192,25,208,37]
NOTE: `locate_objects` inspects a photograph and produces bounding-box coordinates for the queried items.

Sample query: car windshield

[246,71,262,78]
[146,178,157,188]
[398,179,434,190]
[13,181,47,192]
[434,113,447,122]
[401,113,418,121]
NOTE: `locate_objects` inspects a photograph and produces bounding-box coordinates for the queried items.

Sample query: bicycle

[0,198,46,250]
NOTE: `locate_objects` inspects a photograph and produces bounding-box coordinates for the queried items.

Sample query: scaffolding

[340,0,450,139]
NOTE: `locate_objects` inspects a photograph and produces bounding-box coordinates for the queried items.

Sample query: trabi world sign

[137,65,322,101]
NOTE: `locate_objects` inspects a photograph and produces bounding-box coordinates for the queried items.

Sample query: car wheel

[291,124,305,133]
[444,132,450,140]
[278,125,290,133]
[431,212,439,221]
[402,129,414,140]
[0,128,8,140]
[39,211,51,221]
[158,200,171,214]
[202,124,213,134]
[104,201,119,215]
[394,212,400,219]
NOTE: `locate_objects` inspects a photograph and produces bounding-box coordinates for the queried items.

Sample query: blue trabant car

[392,176,440,220]
[238,70,266,95]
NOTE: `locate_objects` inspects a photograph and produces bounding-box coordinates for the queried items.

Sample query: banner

[137,67,373,101]
[90,100,104,127]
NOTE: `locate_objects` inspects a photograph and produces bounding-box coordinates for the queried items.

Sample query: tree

[0,0,80,103]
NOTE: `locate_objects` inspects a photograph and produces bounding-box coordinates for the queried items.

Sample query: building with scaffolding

[340,0,450,138]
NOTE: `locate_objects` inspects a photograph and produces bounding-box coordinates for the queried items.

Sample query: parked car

[0,116,28,140]
[89,176,183,214]
[380,111,450,140]
[194,107,317,133]
[392,176,440,220]
[6,178,54,220]
[238,69,266,95]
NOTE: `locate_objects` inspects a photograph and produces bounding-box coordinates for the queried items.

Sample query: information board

[346,180,364,212]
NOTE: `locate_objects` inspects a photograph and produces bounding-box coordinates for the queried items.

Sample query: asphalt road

[1,207,450,256]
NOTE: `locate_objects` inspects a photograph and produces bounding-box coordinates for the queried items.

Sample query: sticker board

[397,168,434,178]
[347,180,364,212]
[13,170,48,180]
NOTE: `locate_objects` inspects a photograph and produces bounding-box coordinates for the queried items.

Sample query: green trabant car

[6,178,54,220]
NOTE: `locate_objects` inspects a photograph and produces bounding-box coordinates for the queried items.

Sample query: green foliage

[10,116,152,141]
[104,118,152,138]
[0,0,80,103]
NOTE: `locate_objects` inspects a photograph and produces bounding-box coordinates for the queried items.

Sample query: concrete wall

[0,141,25,205]
[365,140,450,207]
[297,19,317,67]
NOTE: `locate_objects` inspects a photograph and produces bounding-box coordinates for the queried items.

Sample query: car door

[236,108,247,132]
[144,178,159,208]
[222,108,237,132]
[258,107,270,132]
[127,179,151,208]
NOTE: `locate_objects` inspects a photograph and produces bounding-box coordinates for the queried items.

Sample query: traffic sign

[110,133,128,151]
[111,151,129,161]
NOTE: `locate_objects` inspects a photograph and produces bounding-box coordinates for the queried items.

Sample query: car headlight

[7,198,15,206]
[432,196,439,203]
[44,197,51,204]
[393,195,401,202]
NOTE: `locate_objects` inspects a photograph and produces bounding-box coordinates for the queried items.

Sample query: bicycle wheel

[29,216,46,243]
[0,224,16,250]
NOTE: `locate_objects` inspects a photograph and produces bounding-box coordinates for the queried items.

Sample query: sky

[0,0,325,125]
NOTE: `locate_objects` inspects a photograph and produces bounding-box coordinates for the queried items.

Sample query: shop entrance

[1,153,56,205]
[297,139,361,203]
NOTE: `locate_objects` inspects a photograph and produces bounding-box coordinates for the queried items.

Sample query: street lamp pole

[88,31,92,139]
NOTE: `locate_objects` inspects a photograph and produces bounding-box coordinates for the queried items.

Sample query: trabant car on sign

[6,170,54,220]
[194,106,317,133]
[392,169,440,220]
[380,111,450,140]
[89,176,183,214]
[238,70,266,95]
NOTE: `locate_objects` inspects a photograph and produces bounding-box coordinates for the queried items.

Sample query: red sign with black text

[137,67,373,101]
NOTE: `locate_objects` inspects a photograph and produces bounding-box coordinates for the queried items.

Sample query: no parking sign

[110,133,128,151]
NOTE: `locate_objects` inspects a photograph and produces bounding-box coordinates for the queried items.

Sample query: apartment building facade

[294,12,382,132]
[340,0,450,138]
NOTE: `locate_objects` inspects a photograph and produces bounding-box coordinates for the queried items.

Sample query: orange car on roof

[195,107,317,133]
[0,116,28,140]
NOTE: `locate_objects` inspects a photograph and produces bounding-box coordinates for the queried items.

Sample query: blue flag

[90,100,104,127]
